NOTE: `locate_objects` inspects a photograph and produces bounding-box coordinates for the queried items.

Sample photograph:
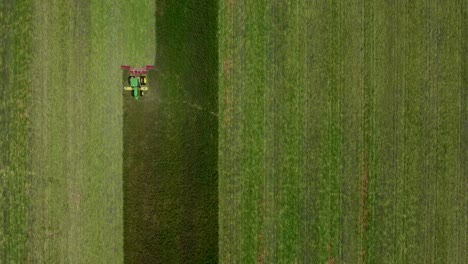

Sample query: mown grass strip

[29,0,124,262]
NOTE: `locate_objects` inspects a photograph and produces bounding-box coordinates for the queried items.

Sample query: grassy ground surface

[27,0,128,262]
[0,0,153,262]
[0,0,34,262]
[123,0,218,262]
[2,0,466,263]
[218,1,467,263]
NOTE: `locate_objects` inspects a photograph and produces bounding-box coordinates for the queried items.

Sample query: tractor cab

[130,76,140,88]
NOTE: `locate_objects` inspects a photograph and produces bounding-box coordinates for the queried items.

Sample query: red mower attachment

[121,65,155,76]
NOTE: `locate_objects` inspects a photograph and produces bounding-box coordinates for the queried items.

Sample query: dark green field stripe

[401,1,429,262]
[123,0,217,262]
[218,0,467,262]
[393,1,408,262]
[263,1,284,261]
[434,2,464,262]
[461,1,468,263]
[325,0,343,262]
[0,0,34,262]
[339,0,364,262]
[361,0,376,262]
[299,2,329,263]
[422,1,440,261]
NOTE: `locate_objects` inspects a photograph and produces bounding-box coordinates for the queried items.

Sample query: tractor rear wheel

[140,76,147,85]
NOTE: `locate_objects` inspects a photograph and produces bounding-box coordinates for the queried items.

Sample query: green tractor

[121,65,155,100]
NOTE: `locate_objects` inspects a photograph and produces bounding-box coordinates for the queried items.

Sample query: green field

[1,0,467,263]
[1,0,218,262]
[218,1,467,263]
[0,0,154,262]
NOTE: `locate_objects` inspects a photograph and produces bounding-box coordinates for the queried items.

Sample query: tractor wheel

[140,76,147,85]
[128,76,135,85]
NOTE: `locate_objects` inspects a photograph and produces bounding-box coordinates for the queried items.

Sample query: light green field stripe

[28,0,127,262]
[30,1,70,262]
[218,0,227,258]
[64,2,92,262]
[262,1,275,261]
[230,0,245,260]
[263,1,291,261]
[339,0,363,262]
[87,0,123,261]
[218,0,243,261]
[230,0,247,261]
[239,1,266,263]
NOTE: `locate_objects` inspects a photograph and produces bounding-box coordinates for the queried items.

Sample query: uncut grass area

[219,1,467,263]
[0,0,33,261]
[122,0,218,263]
